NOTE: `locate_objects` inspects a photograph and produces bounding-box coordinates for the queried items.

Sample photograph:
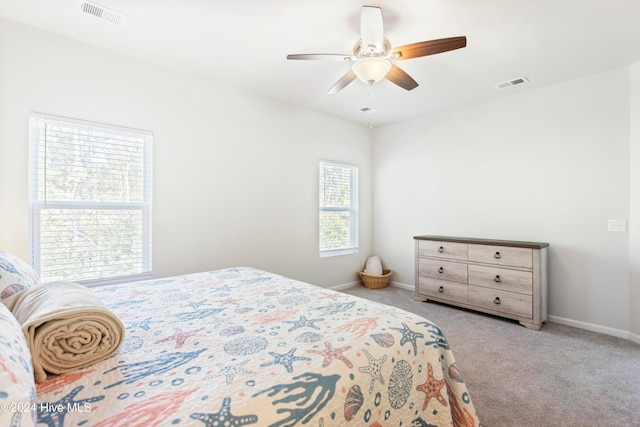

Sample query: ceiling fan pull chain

[367,86,374,128]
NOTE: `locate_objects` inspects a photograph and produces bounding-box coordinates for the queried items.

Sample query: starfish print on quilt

[390,322,424,355]
[283,315,323,332]
[416,362,447,411]
[190,397,258,426]
[215,360,255,385]
[37,386,104,427]
[358,348,387,393]
[260,347,311,373]
[307,342,353,368]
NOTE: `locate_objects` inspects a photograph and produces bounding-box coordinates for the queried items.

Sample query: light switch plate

[608,219,627,232]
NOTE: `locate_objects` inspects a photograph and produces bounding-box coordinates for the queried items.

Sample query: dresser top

[413,235,549,249]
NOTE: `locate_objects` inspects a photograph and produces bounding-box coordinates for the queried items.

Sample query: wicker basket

[358,269,393,289]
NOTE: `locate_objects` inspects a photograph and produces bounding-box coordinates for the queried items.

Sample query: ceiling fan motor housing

[353,38,391,58]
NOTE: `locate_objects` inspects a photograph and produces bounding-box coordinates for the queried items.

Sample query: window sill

[320,248,359,258]
[81,272,152,288]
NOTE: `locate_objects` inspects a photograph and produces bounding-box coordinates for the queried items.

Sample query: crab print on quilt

[35,267,479,426]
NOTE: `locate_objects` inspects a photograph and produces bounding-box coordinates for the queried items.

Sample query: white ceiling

[2,0,640,127]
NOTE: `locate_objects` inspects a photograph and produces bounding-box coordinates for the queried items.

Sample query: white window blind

[29,113,152,285]
[319,160,358,257]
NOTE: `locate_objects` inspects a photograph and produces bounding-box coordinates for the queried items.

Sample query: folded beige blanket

[4,282,125,383]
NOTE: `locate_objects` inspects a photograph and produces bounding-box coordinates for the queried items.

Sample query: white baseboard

[331,281,638,344]
[389,281,414,291]
[547,315,631,340]
[330,280,414,292]
[329,281,360,291]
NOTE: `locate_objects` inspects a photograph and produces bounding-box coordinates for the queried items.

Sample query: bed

[19,267,478,426]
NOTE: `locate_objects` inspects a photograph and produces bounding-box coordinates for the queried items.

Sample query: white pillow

[0,303,37,427]
[0,251,40,302]
[364,256,383,276]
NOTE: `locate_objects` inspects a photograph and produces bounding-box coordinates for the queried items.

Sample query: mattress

[35,267,479,426]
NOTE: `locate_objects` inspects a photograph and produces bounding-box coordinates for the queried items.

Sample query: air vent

[496,76,529,89]
[80,1,128,27]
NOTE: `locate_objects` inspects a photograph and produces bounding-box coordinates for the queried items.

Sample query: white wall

[2,18,637,340]
[0,18,372,287]
[630,60,640,343]
[373,68,632,335]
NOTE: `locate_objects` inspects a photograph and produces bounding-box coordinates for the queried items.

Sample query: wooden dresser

[414,235,549,330]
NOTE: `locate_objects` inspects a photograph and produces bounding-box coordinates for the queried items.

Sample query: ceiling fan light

[352,57,392,85]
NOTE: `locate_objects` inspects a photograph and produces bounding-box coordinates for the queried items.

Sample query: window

[319,160,358,257]
[29,113,152,285]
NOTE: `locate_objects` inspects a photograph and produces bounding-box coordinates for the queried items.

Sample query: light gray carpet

[342,284,640,427]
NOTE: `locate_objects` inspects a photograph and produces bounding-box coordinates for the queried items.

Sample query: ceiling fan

[287,6,467,94]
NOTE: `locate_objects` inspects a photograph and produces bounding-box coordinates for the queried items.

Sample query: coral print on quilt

[34,267,479,426]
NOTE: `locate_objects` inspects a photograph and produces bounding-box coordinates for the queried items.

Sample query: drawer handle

[438,267,444,273]
[494,251,501,259]
[438,286,444,293]
[494,275,501,283]
[438,246,444,253]
[494,297,501,305]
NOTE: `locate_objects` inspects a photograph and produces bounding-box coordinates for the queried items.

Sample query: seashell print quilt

[35,267,479,426]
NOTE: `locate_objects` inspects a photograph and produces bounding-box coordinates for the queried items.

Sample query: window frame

[318,159,359,258]
[28,112,153,286]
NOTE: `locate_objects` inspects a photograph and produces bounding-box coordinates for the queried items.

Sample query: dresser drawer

[468,285,533,318]
[418,240,467,260]
[418,258,467,283]
[468,244,532,268]
[468,265,532,295]
[418,277,468,304]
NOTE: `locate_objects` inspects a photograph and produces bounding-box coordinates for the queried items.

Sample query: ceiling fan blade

[391,36,467,60]
[287,54,353,61]
[328,70,357,94]
[360,6,384,52]
[386,65,419,91]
